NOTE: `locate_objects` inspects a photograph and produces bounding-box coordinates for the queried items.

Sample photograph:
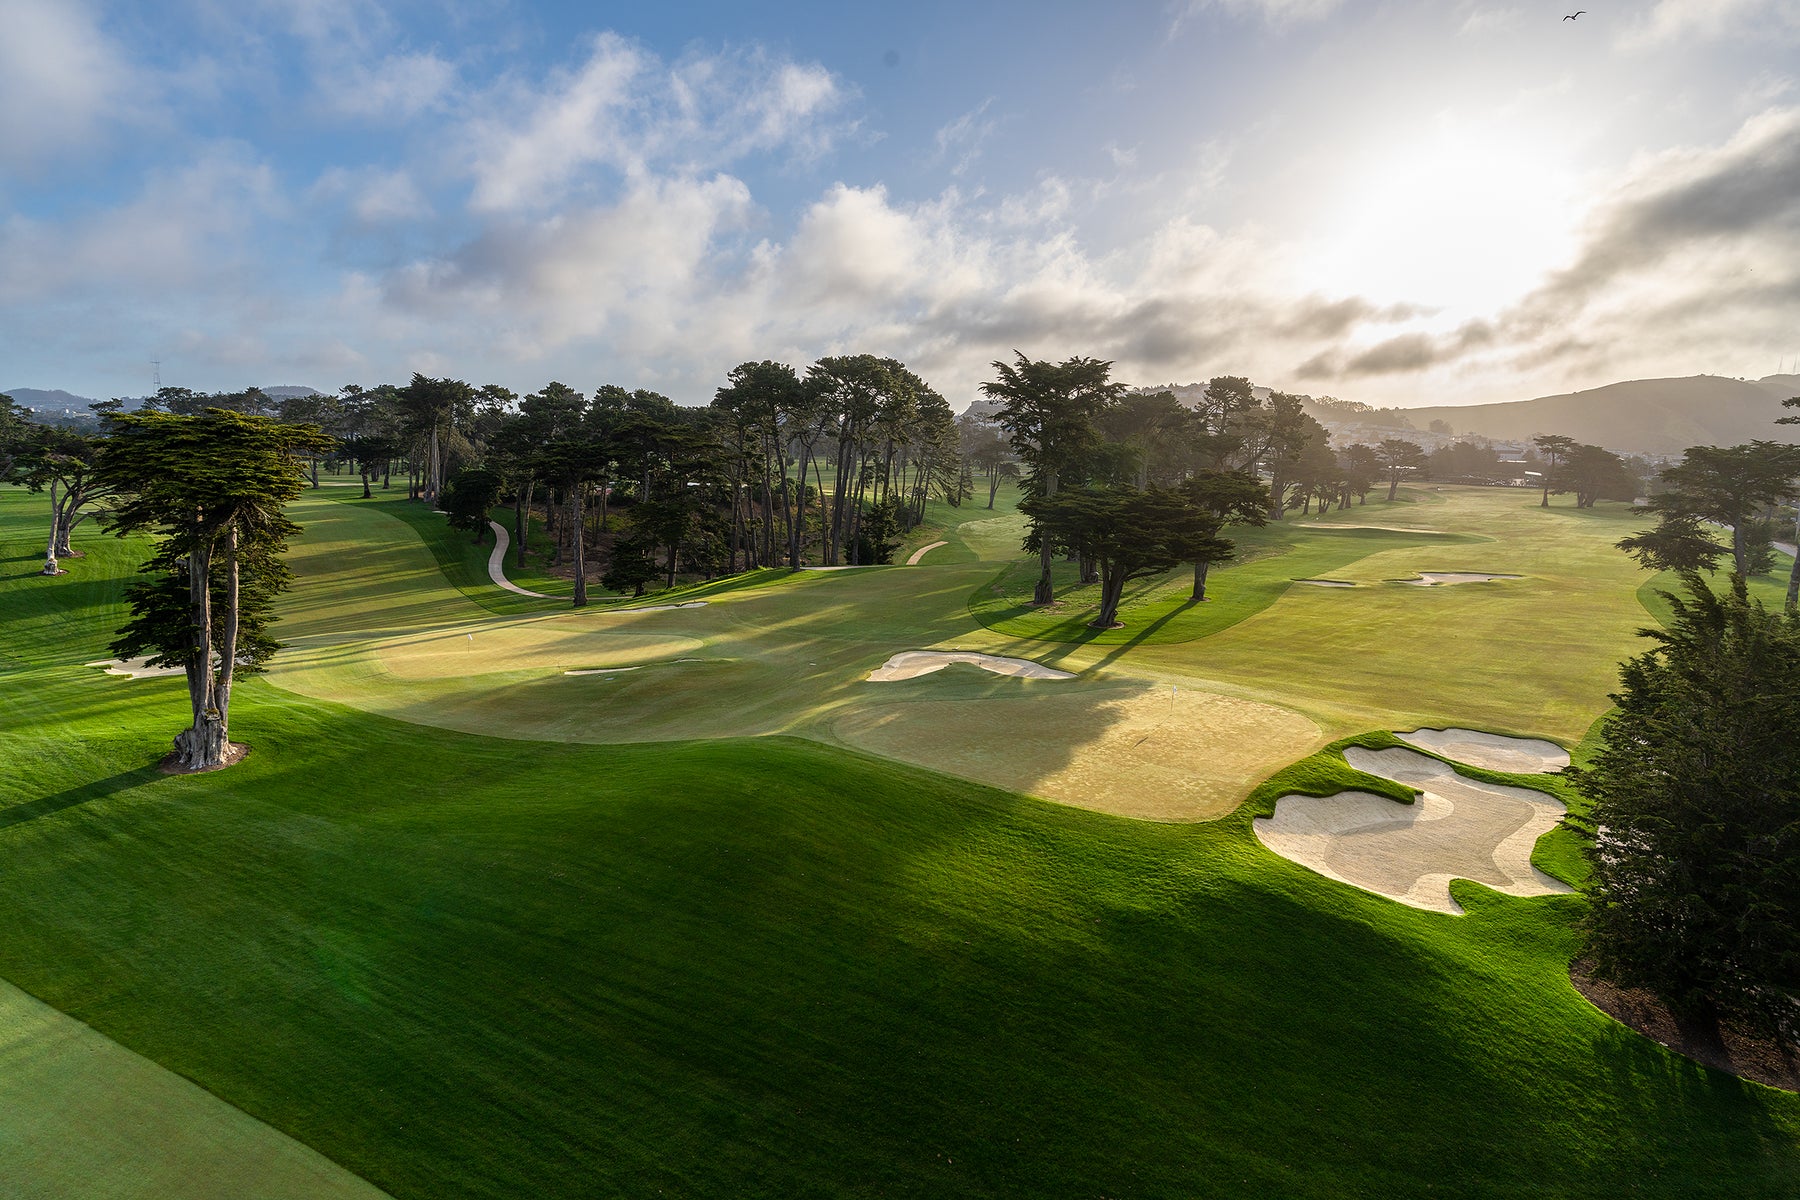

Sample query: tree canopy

[1572,574,1800,1045]
[96,409,334,771]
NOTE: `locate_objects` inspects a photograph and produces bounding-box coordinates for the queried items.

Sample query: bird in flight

[1563,10,1585,18]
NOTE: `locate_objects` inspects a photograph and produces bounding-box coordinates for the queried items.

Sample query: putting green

[0,977,387,1200]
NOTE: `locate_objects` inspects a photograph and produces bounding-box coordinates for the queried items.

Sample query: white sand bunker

[1254,745,1573,915]
[1397,728,1569,774]
[86,657,184,680]
[611,600,708,613]
[1398,572,1521,586]
[1294,579,1355,588]
[866,651,1074,682]
[563,666,644,676]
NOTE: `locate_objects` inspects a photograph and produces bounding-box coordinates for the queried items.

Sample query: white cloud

[321,51,456,120]
[1456,6,1521,37]
[385,174,755,353]
[0,149,280,303]
[310,165,430,224]
[462,34,851,213]
[932,99,999,176]
[1168,0,1345,38]
[1620,0,1800,49]
[0,0,142,165]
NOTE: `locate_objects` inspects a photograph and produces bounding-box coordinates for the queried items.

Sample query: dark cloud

[1533,107,1800,310]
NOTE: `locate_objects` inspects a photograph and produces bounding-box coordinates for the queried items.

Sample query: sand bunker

[1254,744,1572,915]
[1398,572,1521,586]
[1397,727,1569,774]
[86,657,184,680]
[1294,579,1355,588]
[611,600,707,613]
[563,666,644,676]
[866,651,1074,682]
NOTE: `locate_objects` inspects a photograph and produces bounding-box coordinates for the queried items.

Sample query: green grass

[3,483,1797,1199]
[970,518,1479,645]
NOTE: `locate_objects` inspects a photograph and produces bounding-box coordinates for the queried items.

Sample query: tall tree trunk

[570,482,587,608]
[1093,568,1125,628]
[1192,558,1211,601]
[1387,472,1400,502]
[40,479,63,575]
[988,469,999,509]
[1785,507,1799,613]
[360,464,371,499]
[1034,466,1058,605]
[428,423,441,503]
[174,524,227,770]
[514,478,530,569]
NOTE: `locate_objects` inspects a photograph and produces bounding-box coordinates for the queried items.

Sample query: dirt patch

[1570,959,1799,1093]
[158,743,251,775]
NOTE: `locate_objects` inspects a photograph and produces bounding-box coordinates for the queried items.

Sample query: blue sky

[4,0,1799,408]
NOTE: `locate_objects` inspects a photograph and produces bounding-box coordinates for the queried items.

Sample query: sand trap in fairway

[1398,572,1521,586]
[1255,745,1573,914]
[85,657,184,679]
[867,651,1074,681]
[1294,579,1355,588]
[1397,727,1569,774]
[612,600,708,613]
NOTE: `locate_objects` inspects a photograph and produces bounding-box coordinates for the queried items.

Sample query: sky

[3,0,1799,411]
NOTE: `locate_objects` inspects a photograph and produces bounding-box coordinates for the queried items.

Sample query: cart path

[486,521,556,598]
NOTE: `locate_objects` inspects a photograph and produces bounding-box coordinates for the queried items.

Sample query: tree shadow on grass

[0,766,163,831]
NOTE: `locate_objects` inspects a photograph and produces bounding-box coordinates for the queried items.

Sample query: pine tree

[97,409,334,771]
[1572,574,1800,1044]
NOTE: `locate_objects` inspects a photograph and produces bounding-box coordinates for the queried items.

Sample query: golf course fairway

[0,483,1795,1198]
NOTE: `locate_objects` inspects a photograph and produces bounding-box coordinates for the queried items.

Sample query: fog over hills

[1391,375,1800,456]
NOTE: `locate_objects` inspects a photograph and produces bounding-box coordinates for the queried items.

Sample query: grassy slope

[1,485,1796,1199]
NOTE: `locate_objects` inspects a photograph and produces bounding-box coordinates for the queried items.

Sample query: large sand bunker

[1398,572,1521,586]
[1397,728,1569,774]
[1254,744,1573,915]
[867,651,1074,681]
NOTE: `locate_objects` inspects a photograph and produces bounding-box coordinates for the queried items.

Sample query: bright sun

[1305,121,1582,319]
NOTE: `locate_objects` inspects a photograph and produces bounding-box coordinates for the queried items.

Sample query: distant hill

[4,387,100,414]
[1395,375,1800,456]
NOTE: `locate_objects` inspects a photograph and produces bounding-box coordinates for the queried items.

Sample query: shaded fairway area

[2,485,1796,1199]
